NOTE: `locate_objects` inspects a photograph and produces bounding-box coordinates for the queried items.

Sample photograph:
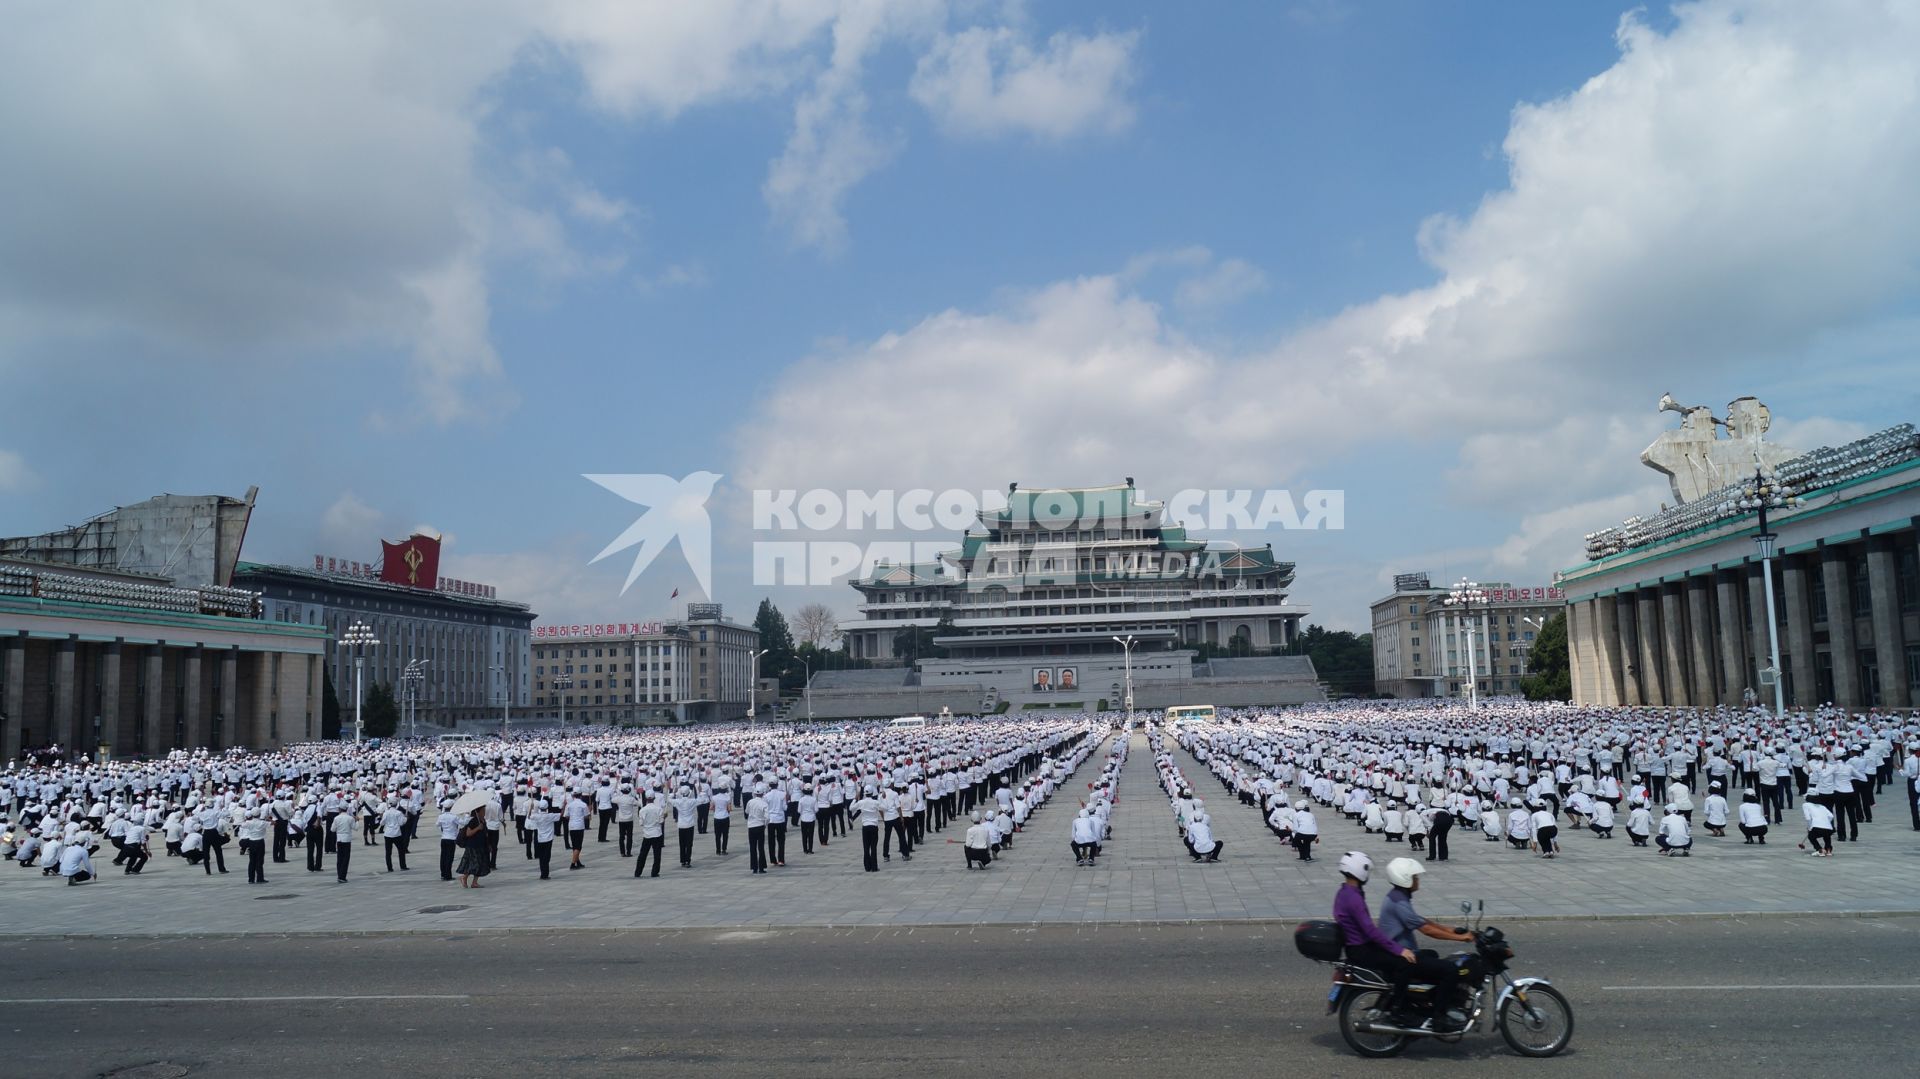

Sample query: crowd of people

[1176,697,1919,865]
[3,696,1914,897]
[0,718,1109,887]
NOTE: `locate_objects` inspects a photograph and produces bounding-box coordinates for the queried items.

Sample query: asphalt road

[6,915,1916,1078]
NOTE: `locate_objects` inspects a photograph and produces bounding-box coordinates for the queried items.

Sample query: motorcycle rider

[1379,857,1475,1031]
[1333,852,1420,1021]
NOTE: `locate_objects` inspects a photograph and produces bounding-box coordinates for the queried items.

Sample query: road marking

[0,994,471,1004]
[1602,984,1920,991]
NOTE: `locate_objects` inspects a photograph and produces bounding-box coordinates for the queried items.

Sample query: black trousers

[384,836,408,871]
[202,832,227,873]
[1430,814,1452,861]
[861,824,880,871]
[535,839,553,879]
[697,804,709,833]
[677,827,695,866]
[306,825,326,870]
[1292,834,1315,859]
[245,838,267,883]
[272,820,288,862]
[768,822,787,864]
[618,820,635,857]
[487,828,500,868]
[800,820,816,853]
[441,838,458,880]
[713,818,730,854]
[599,809,613,843]
[636,835,664,877]
[336,843,352,881]
[124,846,149,873]
[748,825,768,873]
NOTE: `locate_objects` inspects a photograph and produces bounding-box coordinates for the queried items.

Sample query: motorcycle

[1296,900,1574,1058]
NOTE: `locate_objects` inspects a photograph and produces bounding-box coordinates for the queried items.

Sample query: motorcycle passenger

[1379,857,1475,1031]
[1332,852,1419,1018]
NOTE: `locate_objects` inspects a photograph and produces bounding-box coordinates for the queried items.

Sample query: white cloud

[1174,257,1268,313]
[0,449,37,494]
[736,0,1920,607]
[911,25,1139,140]
[319,492,387,552]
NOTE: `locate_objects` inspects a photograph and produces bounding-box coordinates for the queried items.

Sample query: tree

[321,667,343,740]
[362,680,401,738]
[792,603,840,650]
[893,614,952,663]
[1521,610,1572,701]
[1282,624,1376,698]
[754,598,798,689]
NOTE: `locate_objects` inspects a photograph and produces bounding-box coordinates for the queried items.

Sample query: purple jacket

[1334,881,1402,954]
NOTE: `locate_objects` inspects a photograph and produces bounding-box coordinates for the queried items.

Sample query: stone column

[1820,545,1859,707]
[1716,571,1746,707]
[1616,595,1643,705]
[1781,554,1817,709]
[1479,609,1492,697]
[1685,578,1716,707]
[1635,590,1664,705]
[1865,535,1909,708]
[218,648,238,751]
[1660,585,1689,706]
[100,641,123,755]
[1746,563,1772,707]
[54,638,78,751]
[143,647,165,757]
[1592,597,1623,705]
[1567,601,1590,703]
[2,637,26,761]
[183,648,205,749]
[253,651,276,749]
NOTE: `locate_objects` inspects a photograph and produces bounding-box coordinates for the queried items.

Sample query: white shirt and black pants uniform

[382,807,409,872]
[634,800,667,878]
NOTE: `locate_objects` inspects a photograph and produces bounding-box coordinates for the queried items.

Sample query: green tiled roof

[980,483,1163,529]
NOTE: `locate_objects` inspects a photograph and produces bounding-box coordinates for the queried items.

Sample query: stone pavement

[4,734,1916,937]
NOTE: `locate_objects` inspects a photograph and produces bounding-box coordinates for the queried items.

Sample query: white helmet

[1385,856,1425,889]
[1339,850,1372,883]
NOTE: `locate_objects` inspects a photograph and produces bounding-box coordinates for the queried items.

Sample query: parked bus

[1164,704,1216,727]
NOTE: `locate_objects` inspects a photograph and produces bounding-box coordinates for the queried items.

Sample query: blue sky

[3,1,1918,632]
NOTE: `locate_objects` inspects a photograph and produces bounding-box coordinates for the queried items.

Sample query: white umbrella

[450,789,494,815]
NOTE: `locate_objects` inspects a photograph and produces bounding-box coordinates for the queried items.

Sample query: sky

[3,0,1919,633]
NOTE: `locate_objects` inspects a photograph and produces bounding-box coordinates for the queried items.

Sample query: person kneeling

[964,812,993,869]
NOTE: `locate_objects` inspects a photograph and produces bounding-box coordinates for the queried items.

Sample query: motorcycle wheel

[1338,987,1410,1058]
[1497,983,1573,1057]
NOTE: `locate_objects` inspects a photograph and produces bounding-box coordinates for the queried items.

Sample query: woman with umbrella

[452,789,493,889]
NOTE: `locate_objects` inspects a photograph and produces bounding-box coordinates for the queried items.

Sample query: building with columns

[1560,423,1920,710]
[528,603,757,725]
[1,558,328,758]
[1371,573,1568,699]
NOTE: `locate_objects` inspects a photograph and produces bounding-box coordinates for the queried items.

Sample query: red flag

[671,588,679,599]
[379,533,442,589]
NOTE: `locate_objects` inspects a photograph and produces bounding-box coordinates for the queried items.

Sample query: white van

[888,716,928,729]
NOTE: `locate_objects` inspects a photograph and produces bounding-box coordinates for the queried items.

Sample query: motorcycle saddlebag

[1294,919,1343,962]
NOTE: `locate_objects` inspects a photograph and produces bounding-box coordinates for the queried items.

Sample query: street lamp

[747,649,769,725]
[1444,580,1488,709]
[489,664,511,738]
[553,672,573,728]
[401,658,429,740]
[340,621,380,744]
[1111,634,1136,727]
[1737,467,1799,717]
[801,655,814,724]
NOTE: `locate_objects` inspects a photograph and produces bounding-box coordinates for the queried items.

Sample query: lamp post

[1444,580,1488,709]
[1739,468,1799,717]
[553,673,573,728]
[1111,634,1136,727]
[801,656,814,724]
[401,658,428,740]
[747,649,769,725]
[489,664,510,738]
[341,621,380,744]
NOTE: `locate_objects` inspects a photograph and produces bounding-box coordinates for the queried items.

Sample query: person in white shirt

[1656,804,1692,856]
[1505,801,1533,850]
[1625,800,1653,847]
[796,786,819,855]
[852,786,883,872]
[1529,801,1559,858]
[121,817,151,875]
[763,782,788,867]
[436,800,462,880]
[240,807,272,883]
[527,799,564,879]
[1800,798,1835,856]
[612,784,639,859]
[1701,783,1730,838]
[1070,809,1099,866]
[1736,790,1769,844]
[745,785,770,875]
[381,803,409,872]
[672,786,700,868]
[564,793,591,870]
[1589,798,1616,839]
[709,786,733,857]
[634,793,668,878]
[1292,802,1319,861]
[331,803,357,882]
[59,831,96,885]
[1184,810,1222,863]
[964,811,993,869]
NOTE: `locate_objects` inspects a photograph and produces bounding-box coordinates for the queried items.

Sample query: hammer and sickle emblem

[403,545,425,583]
